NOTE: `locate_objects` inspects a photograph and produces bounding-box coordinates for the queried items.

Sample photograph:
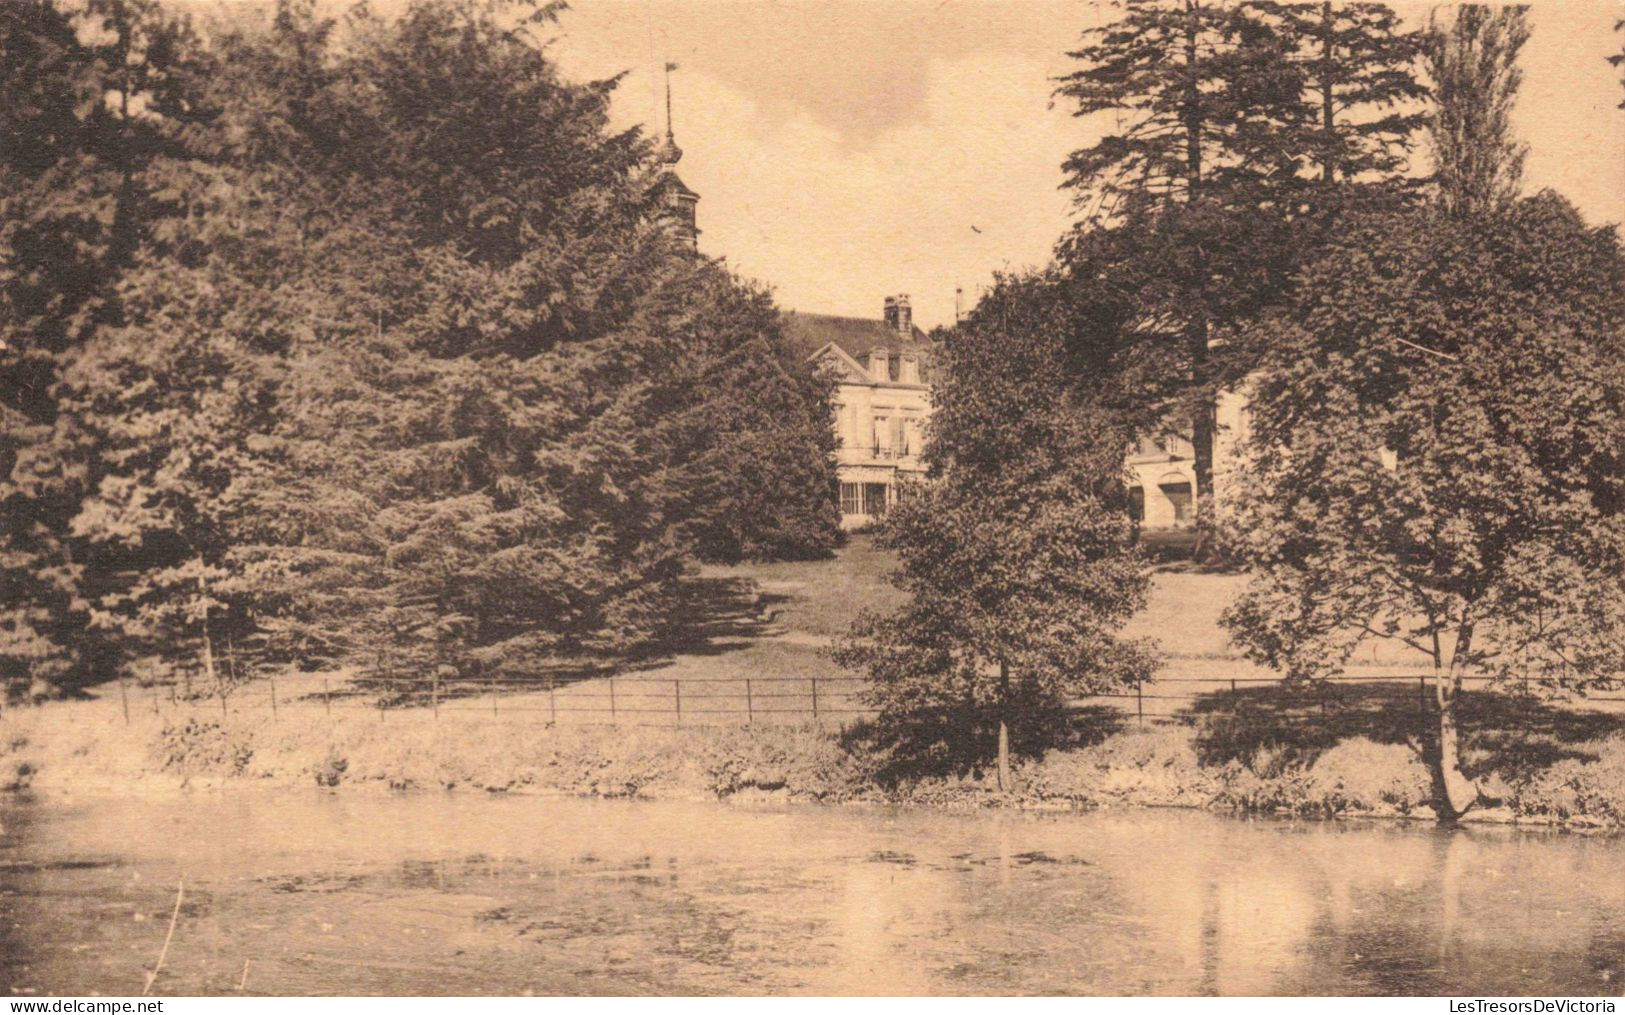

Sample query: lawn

[8,533,1623,825]
[55,534,1617,730]
[699,534,907,638]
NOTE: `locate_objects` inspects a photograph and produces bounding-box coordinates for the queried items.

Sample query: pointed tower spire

[658,61,683,166]
[655,60,698,251]
[665,60,675,136]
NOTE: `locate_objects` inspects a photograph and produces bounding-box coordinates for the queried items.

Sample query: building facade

[1125,391,1250,530]
[784,296,934,530]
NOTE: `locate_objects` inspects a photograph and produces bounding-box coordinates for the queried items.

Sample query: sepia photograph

[2,0,1624,1001]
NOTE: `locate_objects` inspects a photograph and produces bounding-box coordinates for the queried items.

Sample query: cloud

[554,0,1625,329]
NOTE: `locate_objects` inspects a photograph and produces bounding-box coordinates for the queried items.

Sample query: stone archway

[1154,471,1194,528]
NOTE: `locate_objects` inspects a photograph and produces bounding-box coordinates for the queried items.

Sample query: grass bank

[5,538,1621,828]
[4,699,1622,830]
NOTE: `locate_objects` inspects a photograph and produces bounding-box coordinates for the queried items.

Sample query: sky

[545,0,1625,330]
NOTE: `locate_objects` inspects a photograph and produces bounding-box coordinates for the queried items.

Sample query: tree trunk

[198,564,217,688]
[1189,368,1216,560]
[1320,2,1337,184]
[997,660,1012,793]
[1182,2,1217,562]
[1434,623,1479,820]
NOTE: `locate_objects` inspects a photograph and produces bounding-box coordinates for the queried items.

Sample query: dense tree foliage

[1053,0,1426,552]
[1,0,837,698]
[836,274,1153,785]
[1221,193,1625,818]
[1424,4,1530,220]
[2,0,215,694]
[652,273,840,565]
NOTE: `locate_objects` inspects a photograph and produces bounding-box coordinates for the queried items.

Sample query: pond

[1,791,1621,996]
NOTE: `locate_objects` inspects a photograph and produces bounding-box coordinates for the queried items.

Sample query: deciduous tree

[1222,193,1625,819]
[836,274,1153,786]
[1425,4,1530,219]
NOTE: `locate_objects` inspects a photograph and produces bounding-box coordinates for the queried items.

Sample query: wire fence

[117,672,877,727]
[112,669,1625,729]
[1093,673,1625,722]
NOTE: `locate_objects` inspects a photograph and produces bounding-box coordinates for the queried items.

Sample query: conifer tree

[1252,2,1428,192]
[0,0,213,696]
[1055,2,1317,552]
[652,269,840,564]
[213,0,837,681]
[1054,1,1427,555]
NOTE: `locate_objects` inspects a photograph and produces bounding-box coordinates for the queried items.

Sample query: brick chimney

[882,296,899,331]
[894,294,912,334]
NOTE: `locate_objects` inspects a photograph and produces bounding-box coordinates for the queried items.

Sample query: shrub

[1302,737,1432,813]
[1510,734,1625,822]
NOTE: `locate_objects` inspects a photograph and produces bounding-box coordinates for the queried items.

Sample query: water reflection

[0,792,1620,995]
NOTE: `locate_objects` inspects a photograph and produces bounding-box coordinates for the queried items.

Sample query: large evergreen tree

[651,270,840,565]
[212,0,764,680]
[1,0,214,696]
[1252,1,1427,191]
[3,0,839,697]
[1053,0,1425,553]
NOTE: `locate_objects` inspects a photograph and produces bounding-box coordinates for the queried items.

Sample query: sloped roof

[781,311,931,363]
[657,170,699,199]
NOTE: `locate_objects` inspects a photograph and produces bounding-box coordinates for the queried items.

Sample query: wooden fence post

[674,679,682,726]
[609,676,616,720]
[1136,682,1144,726]
[489,678,498,718]
[745,678,753,724]
[323,675,331,718]
[548,677,557,726]
[811,677,819,721]
[119,674,131,726]
[1230,677,1237,717]
[269,676,278,720]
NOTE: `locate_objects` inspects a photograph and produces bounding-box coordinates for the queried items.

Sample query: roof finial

[659,61,683,165]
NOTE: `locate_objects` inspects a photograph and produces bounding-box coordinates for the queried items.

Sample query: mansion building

[652,87,1239,534]
[784,293,1246,532]
[785,296,934,529]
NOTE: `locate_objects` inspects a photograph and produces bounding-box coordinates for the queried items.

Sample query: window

[839,482,889,517]
[1158,479,1194,526]
[901,417,922,457]
[862,483,890,517]
[873,415,892,457]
